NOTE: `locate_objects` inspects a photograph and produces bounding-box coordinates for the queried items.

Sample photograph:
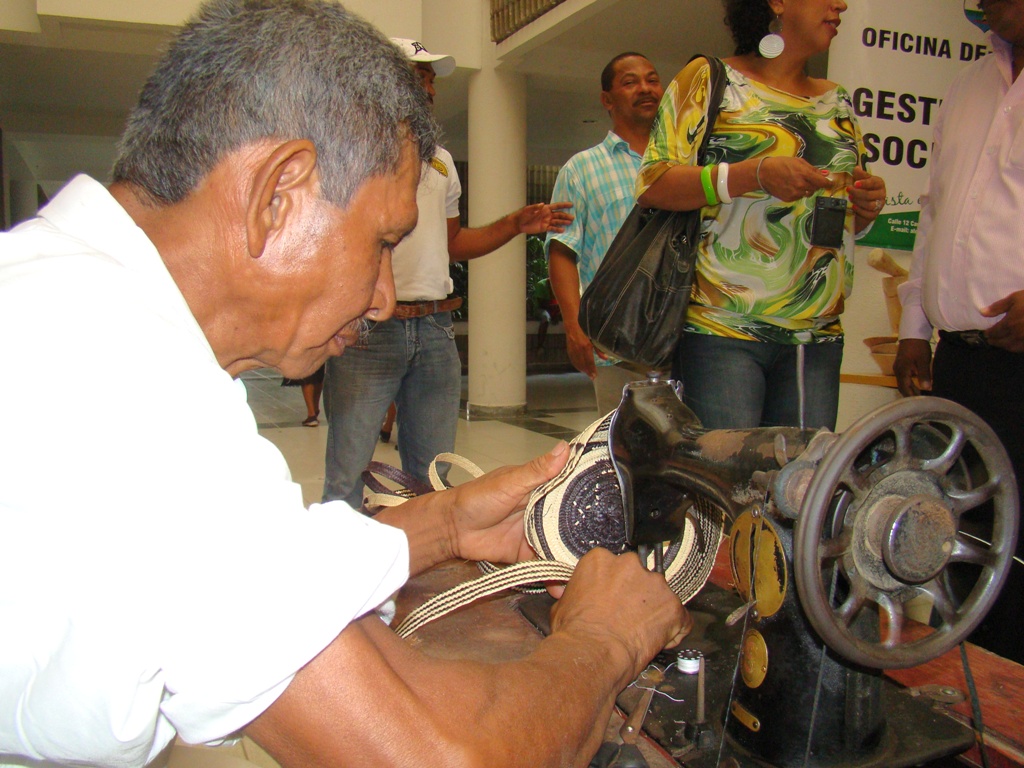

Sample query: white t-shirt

[392,146,461,301]
[0,176,410,767]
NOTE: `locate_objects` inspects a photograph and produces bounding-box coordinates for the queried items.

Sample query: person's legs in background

[300,366,325,427]
[593,363,646,416]
[322,319,406,509]
[760,340,843,431]
[673,333,768,429]
[674,334,841,430]
[380,402,397,443]
[394,312,462,486]
[931,338,1024,664]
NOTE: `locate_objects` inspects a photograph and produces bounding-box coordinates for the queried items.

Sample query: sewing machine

[531,377,1020,768]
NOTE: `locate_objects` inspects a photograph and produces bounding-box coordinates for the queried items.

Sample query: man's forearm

[448,214,519,261]
[374,492,454,576]
[547,243,583,329]
[247,608,639,768]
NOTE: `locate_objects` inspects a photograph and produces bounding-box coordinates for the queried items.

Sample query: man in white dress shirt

[894,0,1024,663]
[0,1,689,766]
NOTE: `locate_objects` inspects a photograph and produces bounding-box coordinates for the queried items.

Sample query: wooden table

[395,547,1024,768]
[840,372,898,388]
[393,559,680,767]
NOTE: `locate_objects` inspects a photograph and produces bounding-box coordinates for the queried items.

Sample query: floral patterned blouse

[637,57,866,344]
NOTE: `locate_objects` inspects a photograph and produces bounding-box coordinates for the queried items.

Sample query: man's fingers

[664,607,694,649]
[520,440,569,488]
[568,337,597,378]
[894,339,932,396]
[489,441,569,503]
[982,298,1011,317]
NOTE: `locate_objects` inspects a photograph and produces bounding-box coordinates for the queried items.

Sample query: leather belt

[392,297,462,319]
[939,329,989,349]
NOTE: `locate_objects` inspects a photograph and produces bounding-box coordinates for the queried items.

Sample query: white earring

[759,15,785,59]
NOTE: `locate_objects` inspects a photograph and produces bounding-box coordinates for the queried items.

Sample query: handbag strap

[362,461,434,498]
[687,54,728,165]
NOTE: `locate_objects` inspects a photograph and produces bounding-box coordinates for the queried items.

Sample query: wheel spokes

[818,529,851,562]
[920,422,967,475]
[950,533,998,569]
[879,595,906,649]
[839,464,874,500]
[947,478,1000,516]
[920,578,959,630]
[795,397,1017,669]
[834,588,866,627]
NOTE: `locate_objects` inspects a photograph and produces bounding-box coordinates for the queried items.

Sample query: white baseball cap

[390,38,456,77]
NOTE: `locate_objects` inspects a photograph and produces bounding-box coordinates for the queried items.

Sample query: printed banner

[827,1,989,250]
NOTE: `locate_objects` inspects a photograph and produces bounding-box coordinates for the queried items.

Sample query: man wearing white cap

[322,38,573,509]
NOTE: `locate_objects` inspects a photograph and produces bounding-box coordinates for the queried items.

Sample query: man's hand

[249,546,691,768]
[551,549,692,686]
[893,338,933,396]
[515,202,574,235]
[547,242,596,379]
[982,289,1024,353]
[566,323,598,379]
[443,441,570,564]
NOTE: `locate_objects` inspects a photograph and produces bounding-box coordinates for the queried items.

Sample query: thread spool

[677,649,702,675]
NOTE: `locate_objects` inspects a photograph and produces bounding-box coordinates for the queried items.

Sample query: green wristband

[700,164,719,206]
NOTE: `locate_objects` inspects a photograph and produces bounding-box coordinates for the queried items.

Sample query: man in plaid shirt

[545,52,664,414]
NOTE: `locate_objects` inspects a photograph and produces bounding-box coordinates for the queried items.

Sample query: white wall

[835,245,913,430]
[36,0,204,26]
[25,0,422,35]
[339,0,424,39]
[423,0,483,71]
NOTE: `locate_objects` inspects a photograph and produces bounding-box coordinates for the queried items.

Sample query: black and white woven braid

[393,414,725,639]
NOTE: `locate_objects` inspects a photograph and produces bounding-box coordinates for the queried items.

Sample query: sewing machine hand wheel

[794,396,1019,670]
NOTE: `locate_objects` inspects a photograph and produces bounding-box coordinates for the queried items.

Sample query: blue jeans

[322,312,461,508]
[672,333,843,430]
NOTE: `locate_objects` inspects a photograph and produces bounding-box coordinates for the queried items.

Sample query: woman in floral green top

[636,0,886,430]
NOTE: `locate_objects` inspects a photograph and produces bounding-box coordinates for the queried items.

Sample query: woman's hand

[848,166,886,232]
[756,156,833,202]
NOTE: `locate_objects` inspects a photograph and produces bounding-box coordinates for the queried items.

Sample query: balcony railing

[490,0,566,43]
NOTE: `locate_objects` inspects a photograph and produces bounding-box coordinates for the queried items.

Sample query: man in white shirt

[321,38,573,509]
[0,1,689,766]
[894,0,1024,663]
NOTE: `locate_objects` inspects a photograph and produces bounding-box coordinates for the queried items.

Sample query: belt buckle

[961,330,987,347]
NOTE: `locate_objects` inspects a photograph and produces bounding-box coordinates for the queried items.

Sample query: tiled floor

[241,369,600,507]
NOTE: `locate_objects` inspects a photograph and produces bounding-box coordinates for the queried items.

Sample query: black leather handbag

[578,55,727,370]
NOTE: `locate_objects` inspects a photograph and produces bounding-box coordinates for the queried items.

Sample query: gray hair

[112,0,438,208]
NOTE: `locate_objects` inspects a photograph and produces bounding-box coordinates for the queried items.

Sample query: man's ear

[600,90,613,113]
[246,139,318,259]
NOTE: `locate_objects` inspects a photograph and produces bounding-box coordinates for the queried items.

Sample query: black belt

[939,329,989,349]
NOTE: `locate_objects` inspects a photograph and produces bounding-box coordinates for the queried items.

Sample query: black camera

[809,196,848,249]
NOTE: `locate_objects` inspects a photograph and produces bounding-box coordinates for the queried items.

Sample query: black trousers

[932,334,1024,663]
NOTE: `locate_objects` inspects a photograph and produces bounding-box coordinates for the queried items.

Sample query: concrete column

[465,63,528,417]
[0,0,40,33]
